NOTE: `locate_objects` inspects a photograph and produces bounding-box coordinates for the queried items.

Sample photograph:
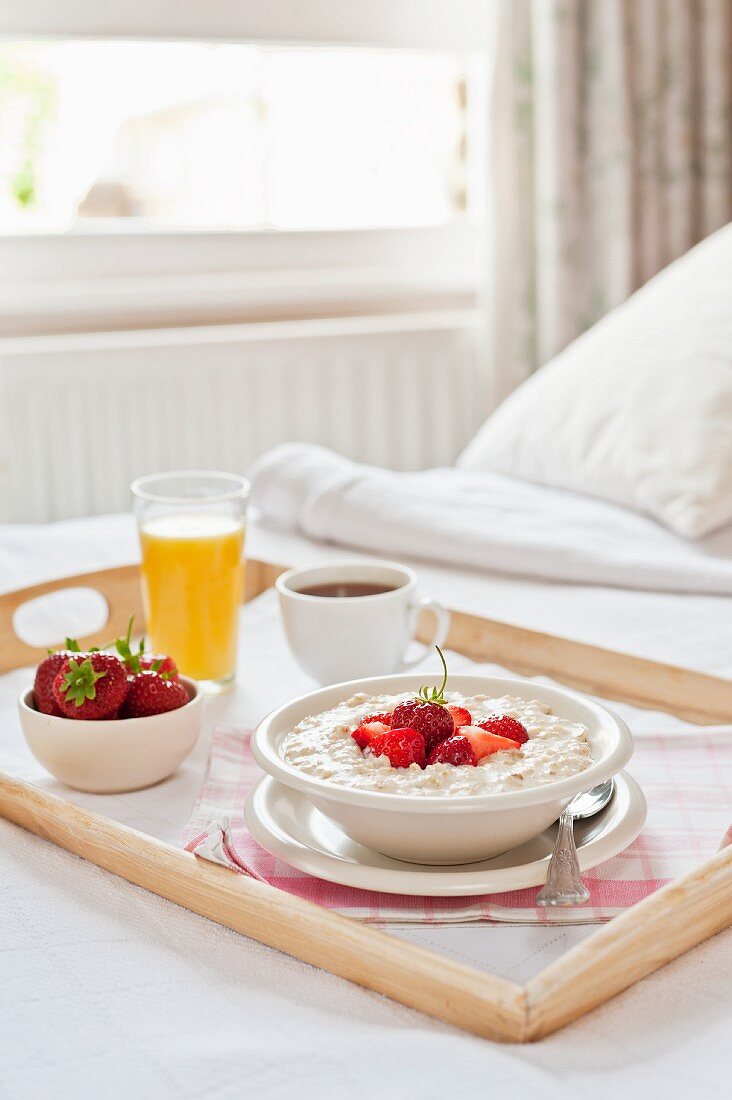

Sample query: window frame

[0,0,487,52]
[0,1,488,334]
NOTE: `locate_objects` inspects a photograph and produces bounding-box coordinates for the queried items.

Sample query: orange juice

[139,513,245,682]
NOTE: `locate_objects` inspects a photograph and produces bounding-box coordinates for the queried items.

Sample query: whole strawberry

[139,654,178,678]
[53,653,129,720]
[113,617,178,680]
[391,646,455,754]
[121,670,188,719]
[34,638,83,716]
[390,700,453,755]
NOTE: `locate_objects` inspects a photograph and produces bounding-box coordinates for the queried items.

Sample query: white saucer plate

[244,771,646,897]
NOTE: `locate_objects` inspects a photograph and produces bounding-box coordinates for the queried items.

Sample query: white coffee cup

[276,559,450,685]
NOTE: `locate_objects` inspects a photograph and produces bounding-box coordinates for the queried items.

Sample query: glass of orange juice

[131,471,249,692]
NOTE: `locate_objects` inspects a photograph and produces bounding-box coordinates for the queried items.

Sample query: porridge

[282,689,592,797]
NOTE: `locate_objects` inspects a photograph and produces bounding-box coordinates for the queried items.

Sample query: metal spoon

[536,779,615,907]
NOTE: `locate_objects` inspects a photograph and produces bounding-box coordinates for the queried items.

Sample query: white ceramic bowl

[18,676,203,793]
[252,673,633,864]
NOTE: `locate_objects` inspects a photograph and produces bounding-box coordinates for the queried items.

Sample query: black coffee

[297,582,399,598]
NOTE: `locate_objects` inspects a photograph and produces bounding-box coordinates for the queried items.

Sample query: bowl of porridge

[251,671,633,864]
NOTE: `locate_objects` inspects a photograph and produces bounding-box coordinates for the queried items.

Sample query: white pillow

[458,223,732,539]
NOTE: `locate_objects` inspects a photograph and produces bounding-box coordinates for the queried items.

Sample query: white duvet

[249,443,732,595]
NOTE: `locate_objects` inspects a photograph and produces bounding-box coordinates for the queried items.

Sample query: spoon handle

[536,809,591,907]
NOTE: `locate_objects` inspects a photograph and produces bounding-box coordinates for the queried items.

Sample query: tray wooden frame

[0,559,730,1043]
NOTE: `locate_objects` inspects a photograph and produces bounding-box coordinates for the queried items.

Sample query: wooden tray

[0,559,730,1043]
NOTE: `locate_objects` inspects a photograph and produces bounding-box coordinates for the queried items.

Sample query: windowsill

[0,310,481,356]
[0,224,481,336]
[0,268,477,336]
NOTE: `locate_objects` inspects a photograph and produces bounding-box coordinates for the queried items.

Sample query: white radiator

[0,313,481,523]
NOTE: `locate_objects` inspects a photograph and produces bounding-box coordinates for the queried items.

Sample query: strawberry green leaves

[59,657,106,707]
[114,616,145,674]
[417,645,449,707]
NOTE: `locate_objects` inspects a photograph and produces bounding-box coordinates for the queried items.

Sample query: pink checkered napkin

[179,727,731,923]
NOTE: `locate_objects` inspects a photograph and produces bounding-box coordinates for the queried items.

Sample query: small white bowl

[18,676,203,793]
[252,674,633,864]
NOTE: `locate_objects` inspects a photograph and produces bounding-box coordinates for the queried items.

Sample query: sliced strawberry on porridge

[427,735,477,767]
[351,718,391,749]
[478,715,529,746]
[362,712,392,727]
[447,705,472,729]
[462,726,521,760]
[369,728,426,769]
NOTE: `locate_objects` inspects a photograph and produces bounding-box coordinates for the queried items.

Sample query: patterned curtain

[490,0,732,401]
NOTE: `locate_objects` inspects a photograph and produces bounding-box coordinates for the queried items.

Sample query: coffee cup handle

[401,597,451,669]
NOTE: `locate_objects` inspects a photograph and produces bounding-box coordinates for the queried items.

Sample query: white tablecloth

[1,515,730,1099]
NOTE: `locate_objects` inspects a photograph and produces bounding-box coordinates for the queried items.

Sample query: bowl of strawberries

[18,621,203,793]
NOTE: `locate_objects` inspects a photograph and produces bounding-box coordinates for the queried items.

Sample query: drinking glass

[131,471,249,692]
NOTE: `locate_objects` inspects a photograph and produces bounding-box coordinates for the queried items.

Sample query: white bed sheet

[0,514,730,1099]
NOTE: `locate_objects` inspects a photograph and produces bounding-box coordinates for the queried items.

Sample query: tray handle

[0,558,289,675]
[0,564,144,673]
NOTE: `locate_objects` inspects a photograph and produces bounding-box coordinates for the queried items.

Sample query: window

[0,2,488,334]
[1,41,470,233]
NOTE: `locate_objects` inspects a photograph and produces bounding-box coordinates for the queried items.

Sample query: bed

[0,500,730,1098]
